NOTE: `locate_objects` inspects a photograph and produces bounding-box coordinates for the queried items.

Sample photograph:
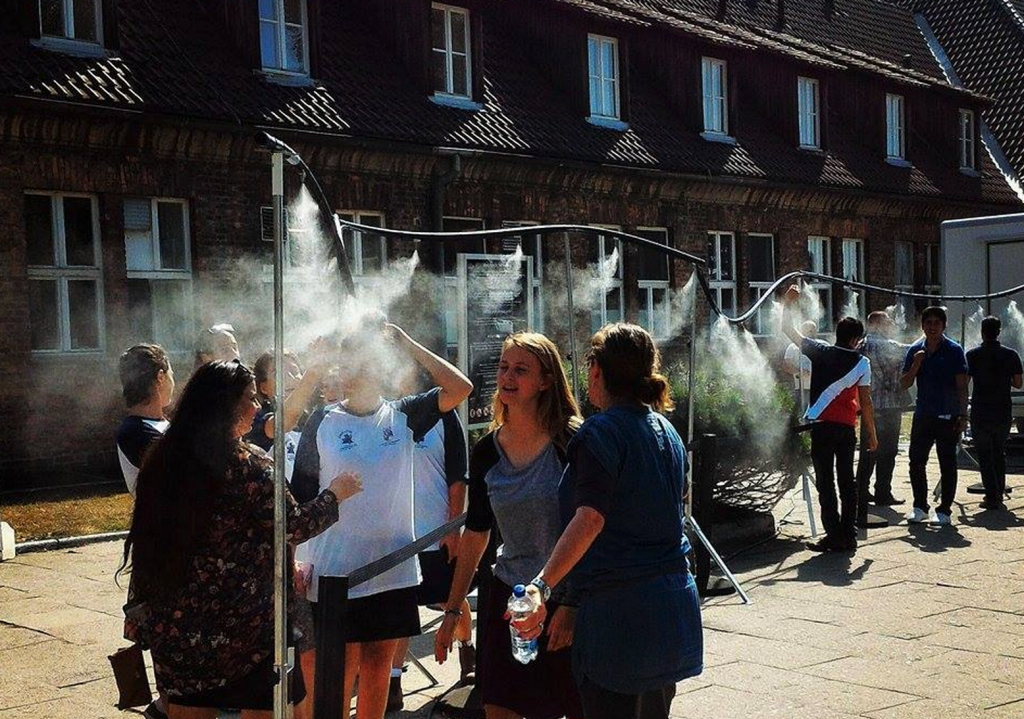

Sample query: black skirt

[171,656,305,709]
[312,586,422,644]
[478,579,584,719]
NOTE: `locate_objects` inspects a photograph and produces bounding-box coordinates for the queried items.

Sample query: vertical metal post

[960,302,967,347]
[685,269,700,522]
[271,151,290,719]
[314,576,350,719]
[564,233,580,404]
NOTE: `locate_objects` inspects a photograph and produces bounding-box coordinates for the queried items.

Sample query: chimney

[901,53,913,68]
[777,0,786,27]
[717,0,728,19]
[825,0,834,18]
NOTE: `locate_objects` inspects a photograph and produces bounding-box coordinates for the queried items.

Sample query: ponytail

[589,323,674,413]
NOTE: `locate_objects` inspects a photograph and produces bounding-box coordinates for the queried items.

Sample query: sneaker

[980,498,1006,510]
[873,495,906,507]
[806,538,836,552]
[905,507,929,524]
[458,643,477,685]
[143,703,168,719]
[839,537,858,552]
[386,675,403,713]
[932,512,952,526]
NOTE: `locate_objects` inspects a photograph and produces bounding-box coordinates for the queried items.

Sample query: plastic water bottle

[507,584,538,664]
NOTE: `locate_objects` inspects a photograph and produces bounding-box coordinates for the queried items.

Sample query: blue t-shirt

[903,336,968,418]
[559,405,703,693]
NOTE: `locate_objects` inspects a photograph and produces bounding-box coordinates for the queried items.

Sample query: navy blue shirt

[903,336,968,418]
[559,406,702,693]
[967,341,1023,423]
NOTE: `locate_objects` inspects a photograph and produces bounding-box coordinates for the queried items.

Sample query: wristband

[444,608,463,618]
[530,576,552,602]
[323,489,339,503]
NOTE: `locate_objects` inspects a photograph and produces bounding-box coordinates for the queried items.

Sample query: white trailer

[941,213,1024,430]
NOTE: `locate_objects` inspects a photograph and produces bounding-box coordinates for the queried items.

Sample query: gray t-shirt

[467,432,567,592]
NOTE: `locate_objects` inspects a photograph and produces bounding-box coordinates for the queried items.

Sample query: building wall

[0,108,1006,488]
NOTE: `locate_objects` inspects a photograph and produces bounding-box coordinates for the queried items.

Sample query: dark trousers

[908,414,959,515]
[972,417,1012,502]
[855,409,903,519]
[811,422,857,544]
[579,677,676,719]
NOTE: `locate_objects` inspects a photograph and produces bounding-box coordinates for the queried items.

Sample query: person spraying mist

[781,285,877,553]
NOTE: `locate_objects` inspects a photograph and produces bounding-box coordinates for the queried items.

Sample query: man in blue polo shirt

[900,306,969,526]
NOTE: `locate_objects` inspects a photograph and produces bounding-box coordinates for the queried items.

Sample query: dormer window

[587,34,620,122]
[885,93,906,161]
[959,108,976,171]
[39,0,101,45]
[259,0,309,76]
[797,76,820,149]
[701,57,729,138]
[432,4,472,99]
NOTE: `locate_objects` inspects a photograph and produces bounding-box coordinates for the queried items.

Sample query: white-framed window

[431,4,472,98]
[337,211,388,280]
[925,242,941,295]
[259,0,309,75]
[443,217,486,361]
[502,221,544,332]
[589,225,624,333]
[959,108,976,170]
[25,192,103,353]
[702,57,729,136]
[894,240,914,293]
[635,228,671,340]
[588,34,620,120]
[706,231,736,316]
[886,93,905,160]
[797,76,820,149]
[746,233,775,335]
[841,238,865,316]
[807,235,834,330]
[39,0,102,45]
[124,198,193,351]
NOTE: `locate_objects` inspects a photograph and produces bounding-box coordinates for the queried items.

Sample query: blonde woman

[435,332,584,719]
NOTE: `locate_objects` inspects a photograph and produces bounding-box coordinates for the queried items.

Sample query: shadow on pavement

[898,524,972,552]
[957,508,1024,532]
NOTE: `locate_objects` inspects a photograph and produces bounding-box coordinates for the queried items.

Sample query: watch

[530,576,552,602]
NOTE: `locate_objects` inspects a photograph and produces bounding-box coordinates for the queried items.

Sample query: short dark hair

[921,306,947,326]
[835,317,865,347]
[119,344,170,406]
[982,315,1001,340]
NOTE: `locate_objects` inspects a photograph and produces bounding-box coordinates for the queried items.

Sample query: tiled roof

[914,0,1024,186]
[0,0,1018,207]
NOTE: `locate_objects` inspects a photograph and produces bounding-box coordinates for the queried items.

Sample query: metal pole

[564,233,580,404]
[271,151,290,719]
[685,270,699,522]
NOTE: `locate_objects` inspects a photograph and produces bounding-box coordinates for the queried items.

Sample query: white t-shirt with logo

[292,389,442,600]
[413,410,467,551]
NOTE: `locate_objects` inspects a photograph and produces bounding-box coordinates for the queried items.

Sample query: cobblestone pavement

[1,454,1023,718]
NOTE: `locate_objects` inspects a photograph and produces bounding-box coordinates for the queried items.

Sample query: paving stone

[668,684,802,718]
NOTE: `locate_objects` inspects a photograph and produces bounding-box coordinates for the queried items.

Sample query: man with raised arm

[781,285,877,553]
[900,306,969,526]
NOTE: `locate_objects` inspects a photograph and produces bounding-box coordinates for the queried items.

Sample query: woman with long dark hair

[120,360,361,718]
[511,324,703,719]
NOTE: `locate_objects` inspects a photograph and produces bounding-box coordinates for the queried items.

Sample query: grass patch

[0,485,132,542]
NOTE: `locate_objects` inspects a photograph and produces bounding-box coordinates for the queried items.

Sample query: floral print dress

[126,442,339,699]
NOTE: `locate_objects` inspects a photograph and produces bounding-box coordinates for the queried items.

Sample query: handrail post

[314,575,350,719]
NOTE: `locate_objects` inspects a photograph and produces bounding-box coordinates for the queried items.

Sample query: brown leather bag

[108,644,153,710]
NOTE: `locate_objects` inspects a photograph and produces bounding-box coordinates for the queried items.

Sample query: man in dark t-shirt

[781,286,877,553]
[967,316,1023,510]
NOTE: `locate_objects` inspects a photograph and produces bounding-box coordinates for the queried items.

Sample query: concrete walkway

[1,457,1023,718]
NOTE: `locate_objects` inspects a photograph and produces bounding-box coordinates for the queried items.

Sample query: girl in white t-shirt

[292,318,472,718]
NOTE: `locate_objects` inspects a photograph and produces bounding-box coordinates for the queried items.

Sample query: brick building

[0,0,1020,489]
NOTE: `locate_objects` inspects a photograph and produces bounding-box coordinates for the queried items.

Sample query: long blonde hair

[490,332,581,443]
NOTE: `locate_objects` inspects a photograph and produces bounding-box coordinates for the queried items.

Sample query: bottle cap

[512,584,526,598]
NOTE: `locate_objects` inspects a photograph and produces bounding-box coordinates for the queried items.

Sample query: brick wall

[0,108,1009,489]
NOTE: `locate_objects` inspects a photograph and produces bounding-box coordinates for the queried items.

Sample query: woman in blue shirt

[511,323,703,719]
